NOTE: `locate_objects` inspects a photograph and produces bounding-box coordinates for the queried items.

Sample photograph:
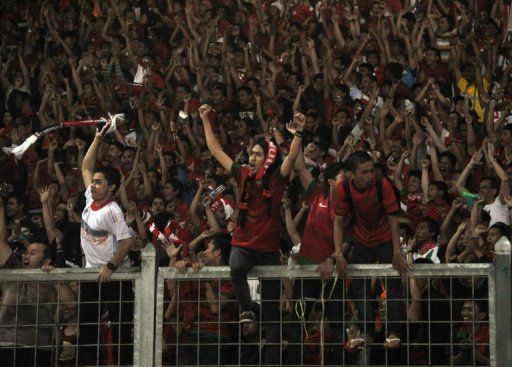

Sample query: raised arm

[294,150,314,191]
[454,149,483,193]
[280,112,306,177]
[189,181,208,229]
[426,139,444,181]
[0,197,12,266]
[488,142,510,203]
[17,50,31,92]
[198,105,233,173]
[81,131,102,188]
[0,197,6,244]
[445,220,468,263]
[201,196,222,233]
[40,186,57,244]
[421,159,431,203]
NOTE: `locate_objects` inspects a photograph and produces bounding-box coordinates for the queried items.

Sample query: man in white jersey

[81,129,134,280]
[78,129,134,365]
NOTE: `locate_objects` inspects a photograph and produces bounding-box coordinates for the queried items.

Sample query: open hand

[392,252,411,275]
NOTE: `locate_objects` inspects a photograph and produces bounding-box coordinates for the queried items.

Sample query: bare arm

[81,132,102,188]
[283,201,301,247]
[0,197,7,244]
[17,50,31,92]
[280,113,306,177]
[428,141,444,180]
[421,159,430,203]
[189,182,207,229]
[440,199,461,245]
[199,105,233,173]
[40,187,57,244]
[455,150,482,193]
[445,221,468,263]
[488,143,510,204]
[109,237,134,267]
[204,281,231,314]
[202,198,222,233]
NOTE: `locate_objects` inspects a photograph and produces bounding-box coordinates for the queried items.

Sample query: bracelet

[106,261,118,272]
[294,130,304,138]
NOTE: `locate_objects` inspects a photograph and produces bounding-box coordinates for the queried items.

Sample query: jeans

[229,245,281,365]
[350,241,403,338]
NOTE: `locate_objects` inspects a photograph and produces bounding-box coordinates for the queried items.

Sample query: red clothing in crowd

[423,198,451,225]
[300,184,336,263]
[179,280,236,338]
[335,178,400,247]
[231,163,287,253]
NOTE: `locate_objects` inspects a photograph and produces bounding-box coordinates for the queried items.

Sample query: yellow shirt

[457,77,490,122]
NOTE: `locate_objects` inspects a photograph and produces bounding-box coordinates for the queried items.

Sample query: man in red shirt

[170,233,237,366]
[199,104,305,365]
[287,159,346,365]
[333,151,410,351]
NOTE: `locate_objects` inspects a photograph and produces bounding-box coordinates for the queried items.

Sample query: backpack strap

[344,175,398,225]
[378,175,402,214]
[344,179,356,225]
[376,174,383,204]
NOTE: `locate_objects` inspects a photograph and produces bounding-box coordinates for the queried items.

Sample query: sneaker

[239,310,256,323]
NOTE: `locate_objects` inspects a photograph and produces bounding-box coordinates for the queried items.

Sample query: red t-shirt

[231,162,287,253]
[300,184,335,263]
[403,191,424,229]
[290,4,313,23]
[423,198,451,225]
[179,280,236,338]
[334,178,399,247]
[419,61,451,84]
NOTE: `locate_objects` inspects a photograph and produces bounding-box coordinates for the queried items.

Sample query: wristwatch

[106,261,118,272]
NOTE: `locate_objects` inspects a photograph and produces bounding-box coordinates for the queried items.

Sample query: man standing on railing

[333,151,411,356]
[79,129,135,365]
[199,104,305,365]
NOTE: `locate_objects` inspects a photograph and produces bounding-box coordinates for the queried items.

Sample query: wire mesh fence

[0,244,154,367]
[0,243,510,367]
[156,263,508,367]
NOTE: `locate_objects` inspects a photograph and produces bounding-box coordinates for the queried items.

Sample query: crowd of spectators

[0,0,509,365]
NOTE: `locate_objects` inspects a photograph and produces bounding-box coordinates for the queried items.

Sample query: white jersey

[80,186,132,268]
[483,196,510,226]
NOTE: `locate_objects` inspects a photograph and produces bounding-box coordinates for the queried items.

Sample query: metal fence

[0,241,510,367]
[0,244,155,367]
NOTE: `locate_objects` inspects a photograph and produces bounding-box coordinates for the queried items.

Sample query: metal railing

[0,244,155,367]
[156,263,509,366]
[1,241,510,366]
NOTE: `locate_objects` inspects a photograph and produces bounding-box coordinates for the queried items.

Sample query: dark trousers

[287,278,345,365]
[178,331,234,366]
[229,246,281,365]
[0,347,52,367]
[77,281,134,366]
[350,241,403,338]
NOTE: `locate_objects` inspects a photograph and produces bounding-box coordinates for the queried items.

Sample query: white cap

[271,2,284,16]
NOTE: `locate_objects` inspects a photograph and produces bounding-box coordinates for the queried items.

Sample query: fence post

[493,236,511,366]
[133,243,156,366]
